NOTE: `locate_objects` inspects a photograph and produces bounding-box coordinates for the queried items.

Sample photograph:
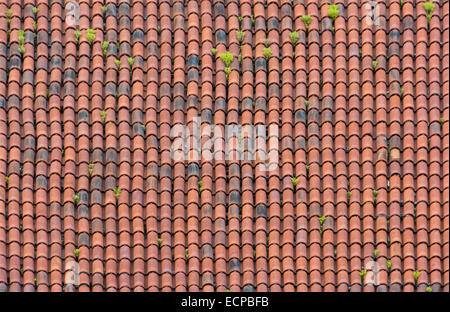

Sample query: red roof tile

[0,0,448,292]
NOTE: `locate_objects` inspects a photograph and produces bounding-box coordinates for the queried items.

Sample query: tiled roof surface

[0,0,448,292]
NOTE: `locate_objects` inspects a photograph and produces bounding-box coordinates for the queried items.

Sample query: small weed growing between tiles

[73,193,80,204]
[263,47,272,61]
[301,15,312,30]
[328,4,339,33]
[102,41,109,57]
[423,2,435,23]
[74,29,81,45]
[236,30,245,43]
[18,30,25,54]
[101,110,107,123]
[372,60,378,70]
[114,187,121,199]
[373,249,379,258]
[219,51,233,80]
[373,189,378,202]
[360,268,367,282]
[290,31,299,45]
[86,29,96,45]
[6,8,12,24]
[413,270,420,284]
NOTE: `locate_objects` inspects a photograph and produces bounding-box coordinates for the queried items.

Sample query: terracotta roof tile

[0,0,448,292]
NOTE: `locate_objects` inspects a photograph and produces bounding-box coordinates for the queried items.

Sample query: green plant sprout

[372,60,378,70]
[413,270,420,283]
[328,4,339,21]
[5,176,9,185]
[426,286,432,292]
[128,57,134,67]
[114,187,121,199]
[102,5,107,14]
[33,21,37,31]
[185,249,189,260]
[102,41,109,57]
[292,177,299,186]
[32,7,38,14]
[198,180,203,192]
[238,16,243,23]
[373,249,379,258]
[211,48,217,56]
[73,193,80,204]
[386,259,392,272]
[360,268,367,281]
[18,30,25,54]
[373,189,378,201]
[101,110,107,123]
[347,191,352,200]
[263,47,272,60]
[224,67,231,80]
[238,54,243,65]
[115,59,120,71]
[440,117,444,126]
[319,216,326,226]
[301,15,312,30]
[290,31,299,45]
[86,28,96,45]
[236,30,245,43]
[157,238,163,246]
[74,29,81,45]
[6,8,12,23]
[219,51,233,68]
[251,15,255,24]
[88,163,93,176]
[74,248,80,259]
[423,2,435,22]
[304,99,309,108]
[400,0,404,6]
